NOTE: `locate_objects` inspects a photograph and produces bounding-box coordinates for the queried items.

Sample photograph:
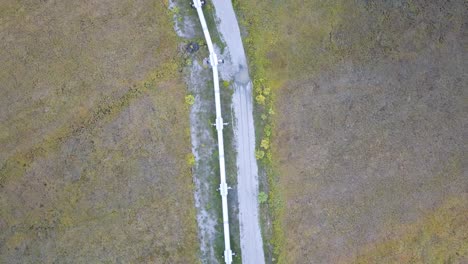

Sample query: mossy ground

[234,0,466,263]
[0,0,198,262]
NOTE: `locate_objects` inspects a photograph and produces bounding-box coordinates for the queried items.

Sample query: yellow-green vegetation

[353,196,468,264]
[186,153,196,167]
[255,149,265,160]
[222,80,231,88]
[258,192,268,204]
[234,0,466,263]
[185,94,196,106]
[0,0,198,262]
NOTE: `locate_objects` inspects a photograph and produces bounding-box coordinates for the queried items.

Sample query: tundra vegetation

[0,0,199,262]
[233,0,467,263]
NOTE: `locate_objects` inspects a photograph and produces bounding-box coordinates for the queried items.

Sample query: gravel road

[211,0,266,263]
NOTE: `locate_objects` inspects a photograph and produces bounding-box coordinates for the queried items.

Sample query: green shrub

[260,138,269,150]
[258,192,268,204]
[255,149,265,160]
[255,94,266,105]
[186,153,195,167]
[264,124,272,137]
[185,94,195,106]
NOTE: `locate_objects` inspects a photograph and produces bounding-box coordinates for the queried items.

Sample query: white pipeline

[192,0,232,263]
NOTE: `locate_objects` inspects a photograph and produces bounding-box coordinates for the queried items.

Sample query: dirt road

[211,0,265,263]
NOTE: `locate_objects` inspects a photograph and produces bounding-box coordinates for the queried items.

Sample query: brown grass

[234,0,467,263]
[0,0,198,262]
[350,196,468,264]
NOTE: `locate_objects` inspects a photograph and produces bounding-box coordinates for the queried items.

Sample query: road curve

[211,0,266,263]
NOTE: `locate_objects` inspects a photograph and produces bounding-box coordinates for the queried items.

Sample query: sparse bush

[186,153,195,167]
[185,94,195,105]
[268,107,275,115]
[258,191,268,204]
[266,151,272,163]
[260,138,269,150]
[171,6,180,15]
[255,149,265,160]
[264,124,272,137]
[255,94,266,105]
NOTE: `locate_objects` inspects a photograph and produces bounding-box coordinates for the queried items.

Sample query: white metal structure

[192,0,233,263]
